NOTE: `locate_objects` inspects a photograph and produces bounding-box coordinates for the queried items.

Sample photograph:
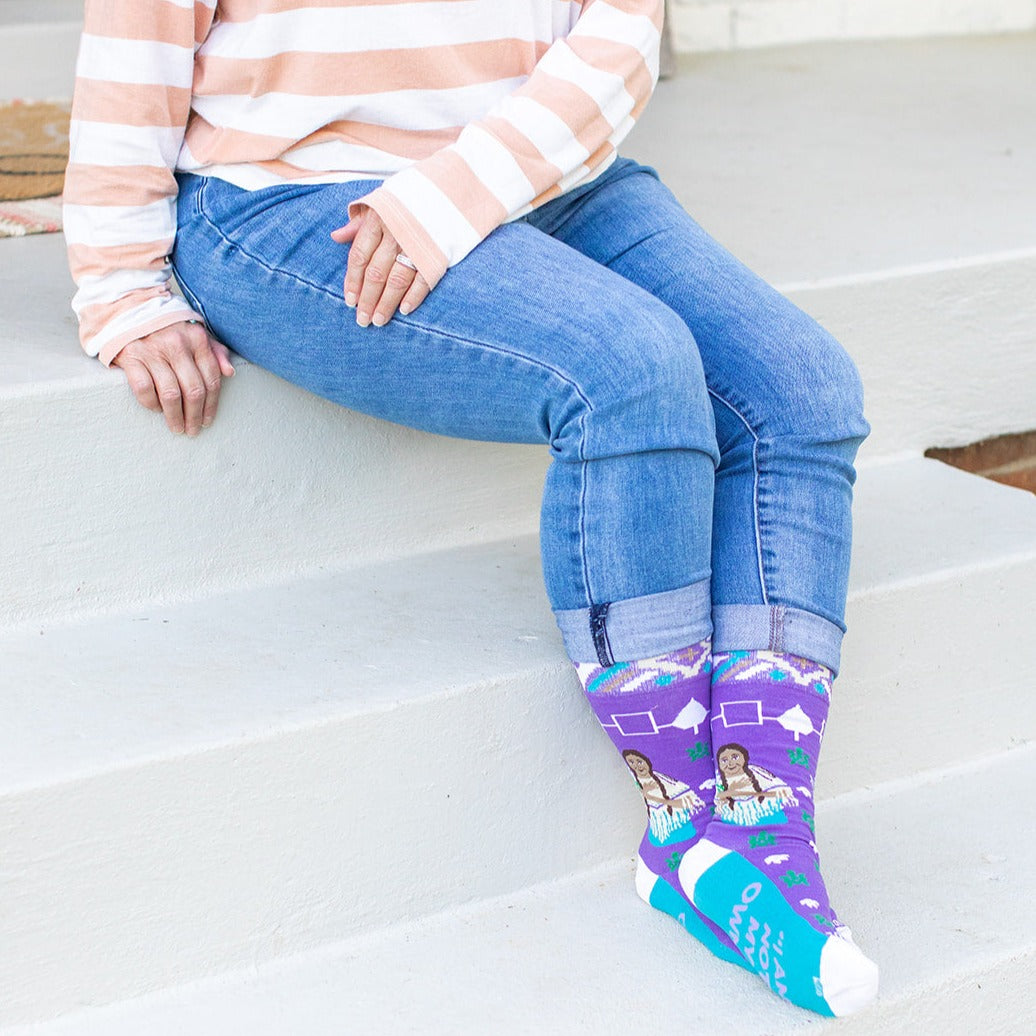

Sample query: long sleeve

[63,0,217,366]
[351,0,663,287]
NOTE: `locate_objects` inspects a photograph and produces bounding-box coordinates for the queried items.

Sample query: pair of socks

[576,641,879,1017]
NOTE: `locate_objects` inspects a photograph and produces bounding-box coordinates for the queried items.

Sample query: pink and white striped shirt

[64,0,662,364]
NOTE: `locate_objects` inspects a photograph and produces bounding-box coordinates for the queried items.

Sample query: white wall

[668,0,1036,51]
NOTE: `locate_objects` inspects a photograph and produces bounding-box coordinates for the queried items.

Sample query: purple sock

[575,641,746,967]
[679,651,879,1016]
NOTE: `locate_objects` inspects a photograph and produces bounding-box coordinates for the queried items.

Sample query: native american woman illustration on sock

[622,748,705,845]
[713,741,796,826]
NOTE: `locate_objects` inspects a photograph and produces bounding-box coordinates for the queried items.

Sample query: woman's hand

[331,207,430,326]
[111,321,235,436]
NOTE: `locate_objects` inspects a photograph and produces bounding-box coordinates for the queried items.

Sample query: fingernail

[372,313,387,327]
[202,418,213,428]
[399,303,411,315]
[345,293,357,308]
[357,311,370,327]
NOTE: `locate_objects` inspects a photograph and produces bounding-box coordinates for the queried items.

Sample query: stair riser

[5,253,1034,625]
[832,563,1036,792]
[4,553,1035,1025]
[788,254,1036,464]
[0,376,545,627]
[4,748,1033,1036]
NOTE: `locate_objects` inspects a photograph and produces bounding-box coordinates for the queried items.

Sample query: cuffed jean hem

[712,604,845,676]
[554,578,713,666]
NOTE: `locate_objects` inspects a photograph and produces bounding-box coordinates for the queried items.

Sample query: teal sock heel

[634,857,750,970]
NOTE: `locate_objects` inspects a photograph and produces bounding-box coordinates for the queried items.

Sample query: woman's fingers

[398,272,431,316]
[342,209,383,309]
[179,360,208,436]
[118,355,163,413]
[191,337,225,430]
[210,339,236,378]
[168,323,217,435]
[111,321,235,435]
[354,232,402,327]
[371,255,418,326]
[148,356,189,435]
[333,207,432,323]
[329,220,358,245]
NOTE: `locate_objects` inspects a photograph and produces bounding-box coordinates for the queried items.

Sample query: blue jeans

[172,159,869,673]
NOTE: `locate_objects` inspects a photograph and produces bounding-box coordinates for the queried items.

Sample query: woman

[64,0,878,1017]
[622,747,705,845]
[714,741,796,822]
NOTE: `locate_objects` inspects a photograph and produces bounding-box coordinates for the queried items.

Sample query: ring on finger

[394,253,417,271]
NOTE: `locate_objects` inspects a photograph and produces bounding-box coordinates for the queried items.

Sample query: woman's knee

[550,300,719,465]
[716,316,869,452]
[792,324,870,449]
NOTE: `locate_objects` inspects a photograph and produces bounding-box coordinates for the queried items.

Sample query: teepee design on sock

[679,651,879,1016]
[575,641,746,967]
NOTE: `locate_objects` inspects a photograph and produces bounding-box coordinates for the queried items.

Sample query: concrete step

[3,456,1035,1027]
[5,745,1033,1036]
[669,0,1036,53]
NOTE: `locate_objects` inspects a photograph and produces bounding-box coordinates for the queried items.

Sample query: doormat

[926,430,1036,494]
[0,99,70,200]
[0,99,70,238]
[0,195,63,237]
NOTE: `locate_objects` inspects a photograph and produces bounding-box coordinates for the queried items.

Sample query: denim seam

[707,387,768,606]
[578,457,593,607]
[170,261,211,326]
[195,194,347,303]
[770,604,785,652]
[170,181,211,324]
[401,317,597,446]
[400,322,598,610]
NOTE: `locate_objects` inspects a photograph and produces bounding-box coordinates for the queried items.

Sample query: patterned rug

[0,99,70,238]
[0,195,63,237]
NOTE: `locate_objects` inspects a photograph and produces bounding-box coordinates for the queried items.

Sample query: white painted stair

[6,748,1033,1036]
[2,24,1036,1036]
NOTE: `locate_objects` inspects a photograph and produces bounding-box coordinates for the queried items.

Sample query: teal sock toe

[680,840,878,1016]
